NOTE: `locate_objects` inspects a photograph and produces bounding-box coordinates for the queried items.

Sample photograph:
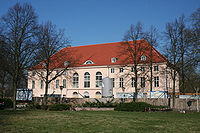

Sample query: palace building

[28,40,179,98]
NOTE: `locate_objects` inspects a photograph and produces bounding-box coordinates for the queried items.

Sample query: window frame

[111,57,117,63]
[119,78,124,88]
[83,91,90,98]
[84,60,94,65]
[32,80,35,89]
[111,68,115,73]
[40,80,43,89]
[131,77,136,88]
[112,78,115,88]
[154,76,159,87]
[119,67,124,73]
[140,66,145,72]
[63,79,67,88]
[140,77,145,88]
[154,66,159,71]
[84,72,90,88]
[141,55,147,61]
[72,73,79,88]
[56,80,59,88]
[96,72,102,88]
[131,67,135,72]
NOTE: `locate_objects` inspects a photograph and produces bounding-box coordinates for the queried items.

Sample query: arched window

[84,60,94,65]
[72,92,78,98]
[95,91,101,98]
[72,73,79,88]
[111,57,117,63]
[84,72,90,88]
[83,91,89,98]
[96,72,102,87]
[141,55,146,61]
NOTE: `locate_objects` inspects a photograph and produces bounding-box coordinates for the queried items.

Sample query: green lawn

[0,110,200,133]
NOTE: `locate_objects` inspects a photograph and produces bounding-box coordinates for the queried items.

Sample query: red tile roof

[33,40,167,69]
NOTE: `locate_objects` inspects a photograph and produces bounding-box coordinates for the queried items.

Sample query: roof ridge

[67,41,125,49]
[65,40,146,49]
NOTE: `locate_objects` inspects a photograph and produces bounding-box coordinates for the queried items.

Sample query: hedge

[48,104,71,111]
[82,100,117,108]
[0,98,13,109]
[114,102,168,112]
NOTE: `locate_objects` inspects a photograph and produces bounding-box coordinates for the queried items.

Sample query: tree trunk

[150,46,153,97]
[12,79,17,110]
[43,67,49,105]
[172,70,176,109]
[134,65,138,102]
[133,44,138,102]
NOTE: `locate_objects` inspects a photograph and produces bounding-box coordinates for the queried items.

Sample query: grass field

[0,110,200,133]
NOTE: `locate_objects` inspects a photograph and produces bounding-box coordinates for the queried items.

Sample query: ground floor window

[72,92,78,98]
[95,91,101,98]
[83,91,89,98]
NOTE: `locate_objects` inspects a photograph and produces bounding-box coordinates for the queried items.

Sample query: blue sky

[0,0,199,47]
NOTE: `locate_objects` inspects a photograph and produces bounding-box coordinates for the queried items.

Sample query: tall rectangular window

[56,80,59,88]
[154,76,159,87]
[63,79,66,88]
[96,72,102,87]
[141,66,145,72]
[40,80,43,89]
[63,71,67,76]
[141,77,145,88]
[111,68,115,73]
[32,71,36,76]
[73,73,79,88]
[119,78,124,88]
[112,78,115,88]
[119,68,124,73]
[32,80,35,89]
[131,67,135,72]
[154,66,159,71]
[131,77,136,88]
[84,72,90,88]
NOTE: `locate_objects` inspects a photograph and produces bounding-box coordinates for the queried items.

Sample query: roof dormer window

[84,60,94,65]
[64,61,70,66]
[111,57,117,63]
[141,55,146,61]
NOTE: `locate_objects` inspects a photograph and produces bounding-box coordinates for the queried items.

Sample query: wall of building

[28,62,179,98]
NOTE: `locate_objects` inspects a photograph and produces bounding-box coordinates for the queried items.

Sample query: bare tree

[0,3,38,109]
[164,16,192,108]
[122,22,145,101]
[32,21,72,105]
[143,26,159,96]
[0,36,7,98]
[190,8,200,71]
